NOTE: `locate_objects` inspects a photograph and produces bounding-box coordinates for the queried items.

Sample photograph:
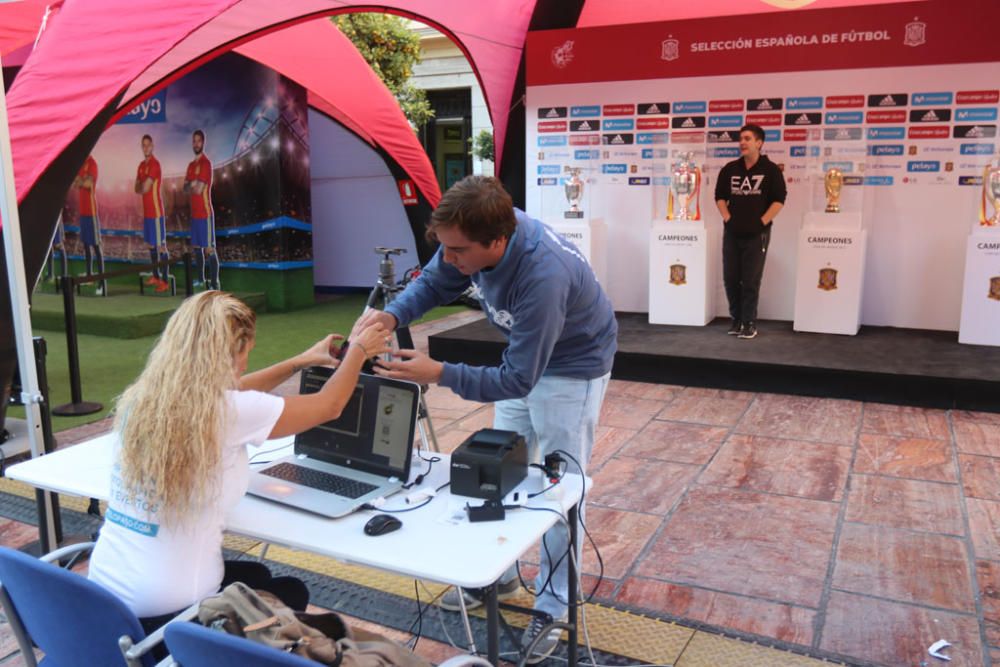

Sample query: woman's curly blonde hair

[115,291,256,525]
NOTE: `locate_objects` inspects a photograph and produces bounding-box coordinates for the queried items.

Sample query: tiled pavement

[1,309,999,666]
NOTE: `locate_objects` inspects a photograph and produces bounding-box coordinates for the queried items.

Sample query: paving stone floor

[1,309,998,666]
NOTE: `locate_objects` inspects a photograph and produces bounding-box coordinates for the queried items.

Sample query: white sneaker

[521,613,567,664]
[438,580,522,611]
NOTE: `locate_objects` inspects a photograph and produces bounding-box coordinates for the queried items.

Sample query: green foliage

[333,14,434,128]
[469,129,494,162]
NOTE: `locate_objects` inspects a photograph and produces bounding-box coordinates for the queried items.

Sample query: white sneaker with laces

[438,579,521,612]
[521,613,567,664]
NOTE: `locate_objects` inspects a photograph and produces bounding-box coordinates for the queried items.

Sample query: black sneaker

[738,322,758,339]
[727,319,742,335]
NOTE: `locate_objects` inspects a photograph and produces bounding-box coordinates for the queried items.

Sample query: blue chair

[165,621,317,666]
[166,620,494,667]
[0,543,196,667]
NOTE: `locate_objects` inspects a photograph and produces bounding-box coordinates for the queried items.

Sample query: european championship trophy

[564,166,585,219]
[667,152,701,220]
[981,161,1000,227]
[824,167,843,213]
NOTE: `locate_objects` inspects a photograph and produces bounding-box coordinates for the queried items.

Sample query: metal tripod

[365,247,440,453]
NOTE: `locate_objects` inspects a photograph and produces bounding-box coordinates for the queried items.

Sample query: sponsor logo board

[602,104,635,116]
[673,101,707,113]
[747,98,783,111]
[537,107,568,119]
[825,111,864,125]
[637,102,670,115]
[636,118,671,130]
[538,121,567,132]
[709,99,744,112]
[908,126,950,139]
[867,93,908,107]
[954,124,998,138]
[867,127,906,139]
[570,105,601,118]
[957,90,1000,104]
[826,95,864,108]
[911,92,953,106]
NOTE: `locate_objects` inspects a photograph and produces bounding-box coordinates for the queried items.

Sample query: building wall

[411,26,494,177]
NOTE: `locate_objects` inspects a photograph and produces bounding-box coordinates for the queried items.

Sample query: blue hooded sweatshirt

[385,210,618,403]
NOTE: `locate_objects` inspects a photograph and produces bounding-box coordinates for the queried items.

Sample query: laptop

[247,367,420,518]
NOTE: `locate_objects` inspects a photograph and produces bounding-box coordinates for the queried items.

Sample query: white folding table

[7,435,588,665]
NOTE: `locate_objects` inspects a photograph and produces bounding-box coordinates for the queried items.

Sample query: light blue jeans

[494,372,610,619]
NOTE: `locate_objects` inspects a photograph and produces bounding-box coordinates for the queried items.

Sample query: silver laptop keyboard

[262,463,378,499]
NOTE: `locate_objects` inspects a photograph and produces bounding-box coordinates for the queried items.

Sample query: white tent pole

[0,52,59,550]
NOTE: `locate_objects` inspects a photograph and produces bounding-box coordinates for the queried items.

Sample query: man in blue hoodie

[360,175,617,662]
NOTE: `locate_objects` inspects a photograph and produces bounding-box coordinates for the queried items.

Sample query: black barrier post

[183,252,193,297]
[52,275,102,417]
[30,337,63,553]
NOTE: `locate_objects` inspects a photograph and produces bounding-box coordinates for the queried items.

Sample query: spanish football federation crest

[661,37,679,62]
[551,40,575,69]
[818,266,838,291]
[669,262,687,286]
[990,276,1000,301]
[904,18,926,47]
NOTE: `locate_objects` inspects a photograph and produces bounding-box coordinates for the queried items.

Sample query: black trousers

[722,227,771,324]
[138,559,310,637]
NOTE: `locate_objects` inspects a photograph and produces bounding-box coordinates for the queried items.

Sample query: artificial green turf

[11,294,470,432]
[30,289,267,338]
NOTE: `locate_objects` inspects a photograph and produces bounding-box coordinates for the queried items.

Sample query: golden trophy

[981,161,1000,227]
[824,167,843,213]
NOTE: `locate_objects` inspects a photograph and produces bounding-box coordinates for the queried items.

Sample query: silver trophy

[564,166,585,219]
[985,161,1000,226]
[669,152,700,220]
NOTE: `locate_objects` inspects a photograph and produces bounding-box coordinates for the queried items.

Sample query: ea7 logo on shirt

[731,175,765,195]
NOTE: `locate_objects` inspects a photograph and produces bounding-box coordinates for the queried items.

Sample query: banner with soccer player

[59,52,312,290]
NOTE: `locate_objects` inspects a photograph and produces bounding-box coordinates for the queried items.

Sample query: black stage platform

[428,314,1000,412]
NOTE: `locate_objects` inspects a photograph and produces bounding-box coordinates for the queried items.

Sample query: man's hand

[374,349,443,385]
[351,309,397,340]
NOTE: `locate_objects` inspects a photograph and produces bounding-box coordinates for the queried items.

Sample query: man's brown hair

[427,175,516,246]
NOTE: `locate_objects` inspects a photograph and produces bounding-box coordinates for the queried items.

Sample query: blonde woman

[88,291,390,632]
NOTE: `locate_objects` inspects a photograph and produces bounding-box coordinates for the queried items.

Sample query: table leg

[567,502,579,667]
[484,582,499,665]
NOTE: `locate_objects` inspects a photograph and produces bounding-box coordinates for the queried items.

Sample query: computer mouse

[364,514,402,536]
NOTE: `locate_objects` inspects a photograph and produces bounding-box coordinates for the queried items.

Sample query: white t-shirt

[88,390,284,617]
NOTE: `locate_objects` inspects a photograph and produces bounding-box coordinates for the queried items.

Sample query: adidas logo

[921,110,939,121]
[966,126,986,138]
[794,114,812,124]
[757,99,773,110]
[646,104,662,114]
[611,135,624,144]
[681,117,696,128]
[878,95,897,106]
[836,129,850,139]
[545,108,560,118]
[578,121,592,130]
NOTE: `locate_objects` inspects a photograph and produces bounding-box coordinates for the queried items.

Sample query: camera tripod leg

[416,397,440,453]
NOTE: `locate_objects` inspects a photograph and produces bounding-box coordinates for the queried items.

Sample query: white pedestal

[793,213,866,335]
[959,229,1000,346]
[648,221,717,326]
[548,218,607,285]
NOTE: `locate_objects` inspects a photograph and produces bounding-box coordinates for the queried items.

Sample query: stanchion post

[183,251,193,297]
[52,275,102,416]
[31,337,62,552]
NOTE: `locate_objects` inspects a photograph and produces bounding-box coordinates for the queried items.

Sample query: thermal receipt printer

[450,429,528,500]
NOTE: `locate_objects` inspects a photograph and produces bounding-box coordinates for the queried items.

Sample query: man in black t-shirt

[714,124,787,339]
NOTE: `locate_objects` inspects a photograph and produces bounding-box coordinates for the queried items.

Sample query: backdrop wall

[525,0,1000,330]
[309,109,418,290]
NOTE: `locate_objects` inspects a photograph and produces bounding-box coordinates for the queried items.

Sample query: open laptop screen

[294,368,419,478]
